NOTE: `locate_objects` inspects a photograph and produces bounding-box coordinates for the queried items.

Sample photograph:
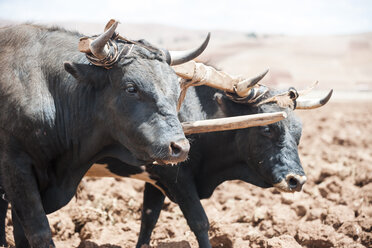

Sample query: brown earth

[1,20,371,248]
[4,101,372,248]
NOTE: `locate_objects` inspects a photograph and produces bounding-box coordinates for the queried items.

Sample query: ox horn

[79,21,119,59]
[234,69,269,97]
[296,89,333,109]
[182,111,287,135]
[164,33,210,66]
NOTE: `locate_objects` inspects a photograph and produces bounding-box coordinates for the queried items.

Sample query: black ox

[0,20,210,248]
[86,82,332,247]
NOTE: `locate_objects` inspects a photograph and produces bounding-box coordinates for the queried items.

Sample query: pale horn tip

[320,89,333,105]
[168,32,211,66]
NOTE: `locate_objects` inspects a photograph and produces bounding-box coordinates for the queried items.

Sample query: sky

[1,0,371,35]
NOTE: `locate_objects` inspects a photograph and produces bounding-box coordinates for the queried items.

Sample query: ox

[86,67,332,247]
[0,20,210,248]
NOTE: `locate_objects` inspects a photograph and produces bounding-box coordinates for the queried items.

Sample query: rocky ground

[3,101,372,248]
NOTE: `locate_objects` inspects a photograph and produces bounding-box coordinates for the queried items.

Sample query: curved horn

[296,89,333,109]
[235,69,269,97]
[90,21,119,59]
[166,33,210,65]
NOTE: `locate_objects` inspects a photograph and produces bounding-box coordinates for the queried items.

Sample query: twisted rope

[85,39,134,69]
[225,85,269,105]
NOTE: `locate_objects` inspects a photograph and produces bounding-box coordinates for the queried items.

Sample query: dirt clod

[267,235,301,248]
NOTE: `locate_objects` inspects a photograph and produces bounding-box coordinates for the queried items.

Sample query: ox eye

[125,84,137,94]
[261,126,274,138]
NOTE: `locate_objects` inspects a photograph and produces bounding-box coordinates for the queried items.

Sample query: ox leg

[136,183,165,248]
[12,211,55,248]
[11,209,29,248]
[170,182,211,248]
[0,150,53,248]
[0,198,8,247]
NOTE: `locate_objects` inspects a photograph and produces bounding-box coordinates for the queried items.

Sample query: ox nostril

[170,142,182,156]
[288,177,298,189]
[166,139,190,163]
[285,174,307,192]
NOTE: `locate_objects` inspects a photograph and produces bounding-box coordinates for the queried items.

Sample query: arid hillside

[1,19,371,94]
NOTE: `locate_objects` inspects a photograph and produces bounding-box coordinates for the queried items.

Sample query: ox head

[215,82,332,192]
[173,61,332,192]
[63,20,209,164]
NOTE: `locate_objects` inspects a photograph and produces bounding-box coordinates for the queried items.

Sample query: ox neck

[192,131,239,196]
[194,130,268,198]
[49,65,106,153]
[39,56,113,212]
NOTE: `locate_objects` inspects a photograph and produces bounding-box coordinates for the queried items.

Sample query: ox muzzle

[274,173,307,192]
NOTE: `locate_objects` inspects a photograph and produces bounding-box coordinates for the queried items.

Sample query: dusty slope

[1,20,372,93]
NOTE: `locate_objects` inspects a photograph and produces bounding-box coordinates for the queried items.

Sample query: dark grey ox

[0,20,210,248]
[85,83,332,247]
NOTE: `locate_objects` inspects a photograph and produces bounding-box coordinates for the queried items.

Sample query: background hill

[2,20,371,97]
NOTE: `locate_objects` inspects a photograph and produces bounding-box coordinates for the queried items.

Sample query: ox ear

[64,62,108,89]
[214,92,230,115]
